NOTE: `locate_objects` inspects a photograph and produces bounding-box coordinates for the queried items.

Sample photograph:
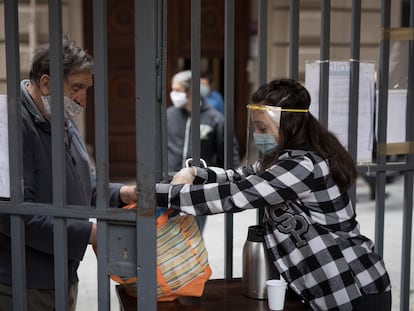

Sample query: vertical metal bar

[10,216,26,311]
[258,0,268,85]
[224,0,235,280]
[28,0,37,52]
[4,1,27,310]
[401,175,414,311]
[375,0,391,258]
[92,1,111,310]
[53,221,68,311]
[48,1,68,310]
[289,0,299,80]
[347,0,361,205]
[318,0,330,127]
[191,0,201,167]
[160,0,169,181]
[256,0,268,225]
[135,0,160,309]
[400,2,414,310]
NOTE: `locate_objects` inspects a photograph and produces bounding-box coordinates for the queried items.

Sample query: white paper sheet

[305,61,375,163]
[0,95,10,198]
[383,89,407,143]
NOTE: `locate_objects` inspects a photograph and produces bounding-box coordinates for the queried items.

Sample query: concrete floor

[76,175,414,311]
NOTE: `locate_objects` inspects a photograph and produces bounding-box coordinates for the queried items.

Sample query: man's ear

[39,74,50,95]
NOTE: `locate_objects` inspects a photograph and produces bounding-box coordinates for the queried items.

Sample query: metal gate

[1,1,414,311]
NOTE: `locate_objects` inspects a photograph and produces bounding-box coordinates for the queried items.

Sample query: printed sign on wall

[0,95,10,198]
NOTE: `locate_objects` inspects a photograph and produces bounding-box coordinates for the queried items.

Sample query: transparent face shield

[245,104,308,165]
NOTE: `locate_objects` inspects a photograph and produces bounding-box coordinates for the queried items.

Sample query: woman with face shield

[156,79,391,311]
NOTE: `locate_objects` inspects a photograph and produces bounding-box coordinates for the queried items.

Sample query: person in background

[157,79,391,311]
[0,38,137,311]
[200,73,225,114]
[167,70,240,232]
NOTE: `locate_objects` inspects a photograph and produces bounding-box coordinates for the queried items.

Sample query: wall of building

[247,0,402,91]
[0,1,404,141]
[0,0,84,131]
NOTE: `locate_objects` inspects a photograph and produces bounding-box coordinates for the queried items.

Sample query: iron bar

[224,0,236,280]
[318,0,330,127]
[400,1,414,310]
[347,0,362,205]
[289,0,299,80]
[4,0,26,309]
[375,0,391,258]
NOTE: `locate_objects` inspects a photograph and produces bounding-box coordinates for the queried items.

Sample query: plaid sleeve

[155,154,317,216]
[193,166,251,184]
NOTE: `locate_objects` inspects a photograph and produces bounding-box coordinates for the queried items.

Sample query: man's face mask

[170,91,187,109]
[200,85,210,97]
[63,96,84,120]
[41,95,85,121]
[40,95,52,117]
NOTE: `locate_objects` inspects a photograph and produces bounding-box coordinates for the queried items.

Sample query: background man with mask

[0,38,137,311]
[200,72,224,114]
[167,70,240,232]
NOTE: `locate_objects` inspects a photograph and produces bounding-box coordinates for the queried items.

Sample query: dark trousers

[0,282,78,311]
[355,290,392,311]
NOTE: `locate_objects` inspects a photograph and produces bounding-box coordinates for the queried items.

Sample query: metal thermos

[241,225,279,299]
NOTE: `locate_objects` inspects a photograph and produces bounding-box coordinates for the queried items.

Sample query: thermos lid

[246,225,265,242]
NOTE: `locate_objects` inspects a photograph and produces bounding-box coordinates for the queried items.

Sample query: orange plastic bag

[95,203,212,301]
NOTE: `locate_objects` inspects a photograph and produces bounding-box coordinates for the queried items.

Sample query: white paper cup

[266,279,287,311]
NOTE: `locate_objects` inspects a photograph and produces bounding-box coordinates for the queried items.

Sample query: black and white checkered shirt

[156,149,391,310]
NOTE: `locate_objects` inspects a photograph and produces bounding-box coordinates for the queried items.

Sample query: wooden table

[116,278,312,311]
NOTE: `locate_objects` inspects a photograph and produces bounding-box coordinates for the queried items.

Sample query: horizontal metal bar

[357,162,414,173]
[0,203,137,221]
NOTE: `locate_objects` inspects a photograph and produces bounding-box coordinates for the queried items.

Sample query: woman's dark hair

[251,78,357,192]
[29,38,94,85]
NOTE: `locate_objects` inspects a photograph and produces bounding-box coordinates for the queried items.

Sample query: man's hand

[120,185,137,204]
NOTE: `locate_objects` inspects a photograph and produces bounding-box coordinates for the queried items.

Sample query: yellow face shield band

[246,104,308,129]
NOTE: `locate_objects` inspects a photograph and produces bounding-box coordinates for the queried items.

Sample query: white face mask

[63,96,84,120]
[200,85,210,97]
[170,91,187,109]
[40,95,84,120]
[40,95,52,117]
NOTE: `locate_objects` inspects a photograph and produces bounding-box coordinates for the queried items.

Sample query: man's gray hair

[29,37,94,84]
[171,70,192,91]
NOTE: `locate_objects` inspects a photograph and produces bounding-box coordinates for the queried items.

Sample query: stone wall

[247,0,401,90]
[0,0,83,93]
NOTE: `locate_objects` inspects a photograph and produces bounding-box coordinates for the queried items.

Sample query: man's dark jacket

[0,80,123,288]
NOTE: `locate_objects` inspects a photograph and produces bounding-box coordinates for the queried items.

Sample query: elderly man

[0,38,136,311]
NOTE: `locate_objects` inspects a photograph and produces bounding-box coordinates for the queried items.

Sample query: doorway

[83,0,250,178]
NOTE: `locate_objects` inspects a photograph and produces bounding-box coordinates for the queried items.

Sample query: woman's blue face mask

[253,133,278,154]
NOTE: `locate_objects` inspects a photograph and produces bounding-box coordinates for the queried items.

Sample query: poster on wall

[0,95,10,199]
[382,89,407,143]
[305,61,375,163]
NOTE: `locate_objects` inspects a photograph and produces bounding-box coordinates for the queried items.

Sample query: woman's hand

[171,167,196,185]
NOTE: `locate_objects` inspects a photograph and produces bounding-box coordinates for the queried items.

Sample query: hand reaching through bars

[171,167,196,185]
